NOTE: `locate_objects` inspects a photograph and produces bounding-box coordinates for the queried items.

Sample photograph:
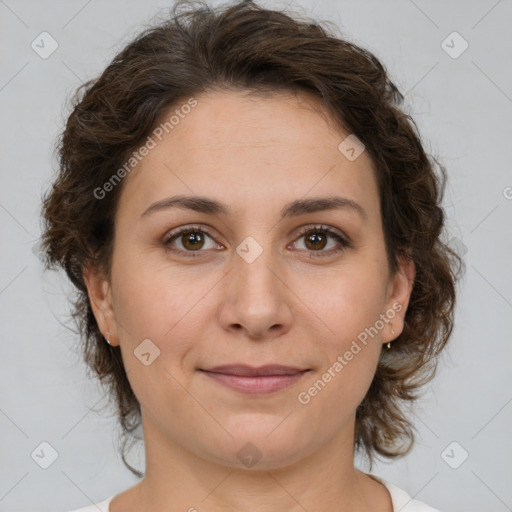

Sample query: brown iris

[181,231,205,250]
[303,230,328,250]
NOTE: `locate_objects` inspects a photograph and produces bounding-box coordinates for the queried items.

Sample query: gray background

[1,0,511,511]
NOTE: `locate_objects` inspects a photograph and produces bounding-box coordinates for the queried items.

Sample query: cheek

[110,268,200,419]
[299,269,386,391]
[112,249,203,339]
[309,268,387,341]
[110,256,218,389]
[297,288,383,421]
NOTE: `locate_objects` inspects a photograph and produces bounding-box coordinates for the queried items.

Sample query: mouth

[199,365,311,394]
[202,364,309,376]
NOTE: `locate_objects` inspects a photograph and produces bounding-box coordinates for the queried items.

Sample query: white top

[65,474,443,512]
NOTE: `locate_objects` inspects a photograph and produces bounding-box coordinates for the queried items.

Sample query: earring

[387,327,395,349]
[105,331,111,346]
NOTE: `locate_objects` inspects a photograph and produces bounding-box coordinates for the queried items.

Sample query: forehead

[117,89,380,223]
[167,88,348,149]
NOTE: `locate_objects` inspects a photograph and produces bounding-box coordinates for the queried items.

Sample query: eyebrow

[140,194,367,221]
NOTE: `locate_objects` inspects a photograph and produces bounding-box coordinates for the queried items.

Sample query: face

[85,89,414,470]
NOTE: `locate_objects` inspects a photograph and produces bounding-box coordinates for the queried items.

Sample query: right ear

[83,264,119,346]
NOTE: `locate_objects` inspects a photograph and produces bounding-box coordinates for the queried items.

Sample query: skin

[84,89,415,512]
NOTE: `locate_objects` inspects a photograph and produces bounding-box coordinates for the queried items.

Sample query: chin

[204,417,315,470]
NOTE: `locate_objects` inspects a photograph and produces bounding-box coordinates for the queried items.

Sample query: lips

[200,365,310,394]
[201,364,308,376]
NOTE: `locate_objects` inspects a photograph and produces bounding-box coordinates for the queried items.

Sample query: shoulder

[64,495,113,512]
[366,473,445,512]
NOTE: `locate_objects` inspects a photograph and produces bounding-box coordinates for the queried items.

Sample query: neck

[134,410,380,512]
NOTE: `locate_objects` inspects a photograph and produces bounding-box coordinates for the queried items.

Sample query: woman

[40,1,462,510]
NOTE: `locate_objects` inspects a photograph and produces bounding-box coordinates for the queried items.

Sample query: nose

[218,245,293,340]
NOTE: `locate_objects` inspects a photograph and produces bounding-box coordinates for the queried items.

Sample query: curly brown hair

[39,0,464,478]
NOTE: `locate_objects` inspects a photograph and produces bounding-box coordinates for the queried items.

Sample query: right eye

[163,225,222,258]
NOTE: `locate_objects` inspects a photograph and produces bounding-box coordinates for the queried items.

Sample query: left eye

[292,225,350,256]
[163,224,350,258]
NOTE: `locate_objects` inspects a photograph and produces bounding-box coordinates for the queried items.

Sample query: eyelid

[163,223,351,258]
[163,224,223,254]
[293,224,349,243]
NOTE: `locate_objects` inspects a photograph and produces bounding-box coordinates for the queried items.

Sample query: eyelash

[163,224,351,259]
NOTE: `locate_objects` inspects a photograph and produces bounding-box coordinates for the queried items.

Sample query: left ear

[382,251,416,344]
